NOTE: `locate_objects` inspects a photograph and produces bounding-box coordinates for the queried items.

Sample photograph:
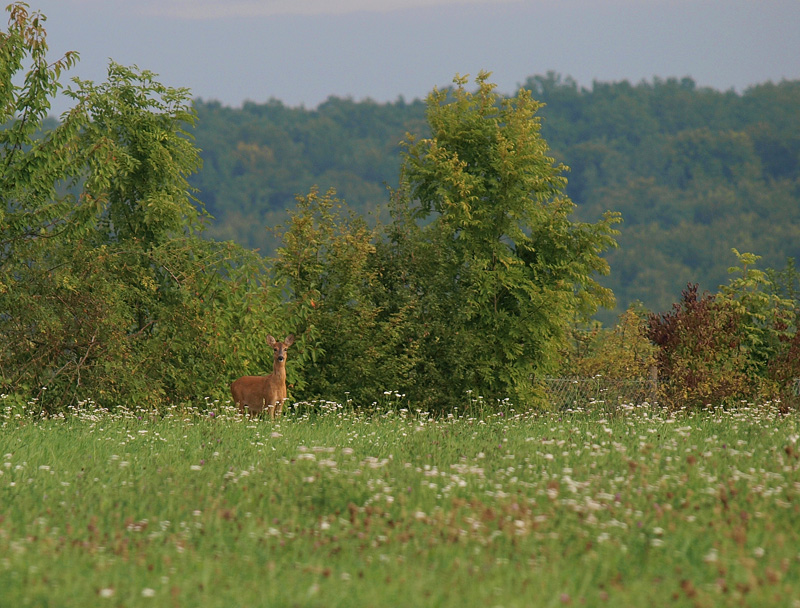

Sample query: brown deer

[230,334,295,419]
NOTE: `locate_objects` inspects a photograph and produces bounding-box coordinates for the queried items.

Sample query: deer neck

[272,361,286,380]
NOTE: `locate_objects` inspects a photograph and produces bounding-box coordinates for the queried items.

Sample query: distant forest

[189,73,800,321]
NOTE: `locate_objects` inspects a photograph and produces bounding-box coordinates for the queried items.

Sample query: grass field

[1,398,799,607]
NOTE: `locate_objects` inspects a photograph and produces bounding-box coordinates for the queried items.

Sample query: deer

[230,334,295,420]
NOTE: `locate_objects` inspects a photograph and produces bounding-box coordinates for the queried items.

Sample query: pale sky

[20,0,800,116]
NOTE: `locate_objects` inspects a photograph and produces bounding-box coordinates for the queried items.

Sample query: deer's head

[267,334,295,363]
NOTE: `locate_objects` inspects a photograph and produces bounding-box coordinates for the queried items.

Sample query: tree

[647,284,751,410]
[560,305,656,380]
[0,4,284,411]
[391,73,621,407]
[647,252,799,409]
[271,188,417,404]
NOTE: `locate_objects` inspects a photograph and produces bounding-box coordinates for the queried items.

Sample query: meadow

[1,397,800,607]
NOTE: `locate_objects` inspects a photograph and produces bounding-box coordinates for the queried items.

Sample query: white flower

[141,588,156,598]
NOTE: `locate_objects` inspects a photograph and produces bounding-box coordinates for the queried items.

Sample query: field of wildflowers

[1,397,799,607]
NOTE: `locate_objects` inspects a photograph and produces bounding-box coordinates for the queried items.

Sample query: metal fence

[541,376,658,410]
[542,376,800,410]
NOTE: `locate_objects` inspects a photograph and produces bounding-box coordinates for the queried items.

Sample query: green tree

[0,4,284,411]
[717,250,798,400]
[391,73,621,407]
[271,188,416,404]
[561,305,656,380]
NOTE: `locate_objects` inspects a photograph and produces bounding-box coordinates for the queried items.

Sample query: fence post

[649,365,659,404]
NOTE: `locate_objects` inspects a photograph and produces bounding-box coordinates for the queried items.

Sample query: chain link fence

[542,376,800,410]
[541,376,658,410]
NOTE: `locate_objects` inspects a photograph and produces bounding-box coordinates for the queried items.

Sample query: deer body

[231,334,294,419]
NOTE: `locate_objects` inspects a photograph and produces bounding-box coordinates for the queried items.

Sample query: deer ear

[284,334,295,347]
[267,335,277,346]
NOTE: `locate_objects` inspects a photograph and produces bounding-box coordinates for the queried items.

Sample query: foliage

[271,75,620,409]
[191,96,428,252]
[0,4,284,411]
[764,258,800,396]
[646,284,751,409]
[389,73,620,407]
[270,188,415,403]
[560,304,657,380]
[716,251,799,404]
[189,73,800,322]
[717,251,796,378]
[647,252,799,409]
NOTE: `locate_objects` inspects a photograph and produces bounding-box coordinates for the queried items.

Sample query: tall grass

[1,398,799,606]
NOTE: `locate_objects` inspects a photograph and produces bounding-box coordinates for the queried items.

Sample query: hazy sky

[22,0,800,116]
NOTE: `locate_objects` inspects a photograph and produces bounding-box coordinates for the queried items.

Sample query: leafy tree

[560,305,656,380]
[717,251,795,381]
[647,284,751,410]
[271,75,621,409]
[0,4,283,411]
[271,188,416,405]
[390,73,620,407]
[717,251,799,404]
[647,252,799,409]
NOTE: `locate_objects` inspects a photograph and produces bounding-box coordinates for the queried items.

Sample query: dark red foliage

[646,283,751,408]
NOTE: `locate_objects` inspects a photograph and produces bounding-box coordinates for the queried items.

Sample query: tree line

[190,72,800,323]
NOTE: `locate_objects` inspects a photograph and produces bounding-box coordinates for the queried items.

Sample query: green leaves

[269,73,620,409]
[0,4,285,411]
[391,73,620,407]
[271,188,412,403]
[66,62,204,245]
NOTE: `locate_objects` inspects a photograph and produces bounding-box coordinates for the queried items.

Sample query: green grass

[2,399,799,607]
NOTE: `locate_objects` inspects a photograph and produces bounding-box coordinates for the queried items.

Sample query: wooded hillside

[190,74,800,320]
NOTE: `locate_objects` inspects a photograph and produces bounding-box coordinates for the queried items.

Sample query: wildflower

[141,588,156,598]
